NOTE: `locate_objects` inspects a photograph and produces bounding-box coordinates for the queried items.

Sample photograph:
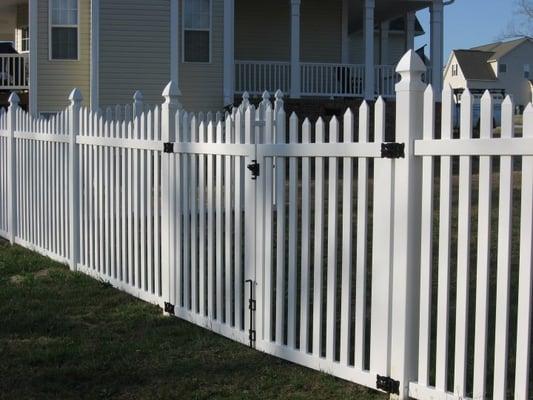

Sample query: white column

[290,0,301,98]
[90,0,100,111]
[223,0,235,106]
[380,21,389,65]
[170,0,179,84]
[341,0,350,63]
[28,0,38,116]
[405,12,416,51]
[430,0,444,98]
[364,0,375,100]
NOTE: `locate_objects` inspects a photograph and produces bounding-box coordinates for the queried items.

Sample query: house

[0,0,450,116]
[443,37,533,108]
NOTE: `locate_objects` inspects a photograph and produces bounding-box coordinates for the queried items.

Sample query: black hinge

[245,279,256,348]
[376,375,400,395]
[163,142,174,153]
[164,302,175,314]
[381,142,405,159]
[247,160,260,180]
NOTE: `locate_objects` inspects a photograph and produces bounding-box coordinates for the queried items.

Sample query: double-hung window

[524,64,530,79]
[19,26,29,53]
[183,0,211,63]
[50,0,78,60]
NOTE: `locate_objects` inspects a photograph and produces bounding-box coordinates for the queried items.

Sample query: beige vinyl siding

[0,6,17,43]
[235,0,290,61]
[99,0,171,107]
[301,0,342,62]
[180,0,224,111]
[497,41,533,106]
[37,0,90,112]
[236,0,342,63]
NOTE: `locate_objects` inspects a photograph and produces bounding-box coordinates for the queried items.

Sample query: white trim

[48,0,80,61]
[182,0,212,64]
[223,0,235,105]
[170,0,179,82]
[90,0,99,111]
[29,0,38,116]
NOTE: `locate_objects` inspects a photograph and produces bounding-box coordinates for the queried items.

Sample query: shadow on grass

[0,239,385,400]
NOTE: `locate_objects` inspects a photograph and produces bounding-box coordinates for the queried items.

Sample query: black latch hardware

[164,302,175,314]
[376,375,400,395]
[163,142,174,153]
[247,160,260,180]
[381,142,405,159]
[245,279,256,348]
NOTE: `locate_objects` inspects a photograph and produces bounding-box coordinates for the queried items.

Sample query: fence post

[7,92,19,244]
[390,50,426,398]
[68,88,82,271]
[160,81,181,311]
[133,90,144,119]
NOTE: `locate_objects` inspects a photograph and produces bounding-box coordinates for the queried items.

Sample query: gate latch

[245,279,256,348]
[376,375,400,395]
[381,142,405,159]
[247,160,260,180]
[163,142,174,153]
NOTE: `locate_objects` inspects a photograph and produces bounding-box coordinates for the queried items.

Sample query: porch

[0,0,30,105]
[224,0,444,103]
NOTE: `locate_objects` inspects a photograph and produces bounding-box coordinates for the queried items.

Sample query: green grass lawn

[0,238,385,400]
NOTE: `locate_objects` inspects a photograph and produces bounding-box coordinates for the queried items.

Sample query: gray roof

[451,37,533,81]
[453,50,496,81]
[471,37,533,61]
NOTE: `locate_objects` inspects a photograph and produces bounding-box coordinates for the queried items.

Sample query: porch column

[364,0,375,100]
[290,0,301,98]
[341,0,350,63]
[223,0,235,106]
[405,12,416,51]
[430,0,444,97]
[29,0,38,116]
[380,21,389,65]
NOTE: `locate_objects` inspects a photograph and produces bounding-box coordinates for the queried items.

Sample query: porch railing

[235,60,291,95]
[301,63,365,97]
[0,54,29,90]
[235,60,432,99]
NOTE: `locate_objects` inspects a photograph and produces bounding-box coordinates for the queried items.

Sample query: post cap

[68,88,83,105]
[162,80,182,99]
[395,50,426,74]
[8,92,20,106]
[133,90,144,102]
[262,91,271,102]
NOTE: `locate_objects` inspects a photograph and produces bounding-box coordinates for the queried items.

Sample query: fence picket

[493,96,514,399]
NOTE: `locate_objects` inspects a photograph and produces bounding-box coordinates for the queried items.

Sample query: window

[18,26,29,53]
[183,0,211,63]
[50,0,78,60]
[451,64,458,77]
[499,63,507,74]
[524,64,530,79]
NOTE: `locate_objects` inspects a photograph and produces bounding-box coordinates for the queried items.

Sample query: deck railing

[235,60,291,95]
[236,60,432,99]
[0,54,29,90]
[301,62,365,97]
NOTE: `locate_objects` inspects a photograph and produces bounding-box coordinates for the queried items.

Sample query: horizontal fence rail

[0,51,531,400]
[0,54,29,90]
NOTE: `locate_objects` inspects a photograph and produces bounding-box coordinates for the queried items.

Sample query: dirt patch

[34,269,50,278]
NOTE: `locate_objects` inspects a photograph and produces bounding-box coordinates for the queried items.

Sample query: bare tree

[502,0,533,38]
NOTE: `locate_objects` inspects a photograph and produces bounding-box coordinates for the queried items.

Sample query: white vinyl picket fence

[0,51,531,400]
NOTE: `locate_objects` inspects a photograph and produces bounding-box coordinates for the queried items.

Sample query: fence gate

[250,98,402,394]
[165,106,260,347]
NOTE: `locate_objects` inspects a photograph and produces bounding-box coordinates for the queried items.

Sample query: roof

[472,37,533,61]
[453,50,496,81]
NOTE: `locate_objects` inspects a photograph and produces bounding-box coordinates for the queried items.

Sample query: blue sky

[415,0,517,61]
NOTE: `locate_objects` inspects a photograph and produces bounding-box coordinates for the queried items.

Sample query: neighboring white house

[443,37,533,108]
[0,0,451,115]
